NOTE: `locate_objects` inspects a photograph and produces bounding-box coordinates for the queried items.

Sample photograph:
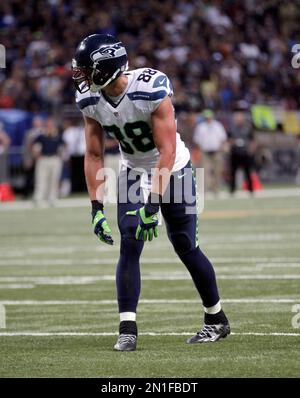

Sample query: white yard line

[0,274,300,286]
[0,245,171,257]
[0,331,299,337]
[2,262,300,272]
[206,244,300,250]
[216,265,300,271]
[247,263,300,268]
[1,242,300,262]
[0,299,299,305]
[217,275,300,280]
[0,198,89,211]
[1,257,300,267]
[0,275,298,289]
[0,284,35,289]
[214,188,300,200]
[1,188,300,212]
[0,305,6,328]
[211,258,300,263]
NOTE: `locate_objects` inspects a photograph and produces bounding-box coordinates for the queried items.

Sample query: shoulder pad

[75,90,100,111]
[129,68,172,98]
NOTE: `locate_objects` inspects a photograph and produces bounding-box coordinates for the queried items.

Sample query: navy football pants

[116,161,220,313]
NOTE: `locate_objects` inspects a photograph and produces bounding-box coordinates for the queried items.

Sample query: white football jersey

[76,67,190,172]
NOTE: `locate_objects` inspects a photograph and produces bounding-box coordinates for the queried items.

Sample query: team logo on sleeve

[91,43,126,62]
[153,75,168,88]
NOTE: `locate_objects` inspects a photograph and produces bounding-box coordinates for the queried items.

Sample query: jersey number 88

[103,121,155,154]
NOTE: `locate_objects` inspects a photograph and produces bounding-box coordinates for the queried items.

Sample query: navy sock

[116,237,143,313]
[177,247,220,308]
[205,310,228,325]
[119,321,138,336]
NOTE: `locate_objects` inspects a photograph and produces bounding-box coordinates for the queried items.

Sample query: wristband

[144,193,161,216]
[91,200,104,218]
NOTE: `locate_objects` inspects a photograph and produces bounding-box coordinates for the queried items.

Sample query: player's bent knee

[119,214,144,257]
[168,231,195,256]
[120,236,144,259]
[119,225,136,240]
[118,214,139,240]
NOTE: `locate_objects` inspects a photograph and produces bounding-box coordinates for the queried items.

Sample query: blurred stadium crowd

[1,0,299,112]
[0,0,300,202]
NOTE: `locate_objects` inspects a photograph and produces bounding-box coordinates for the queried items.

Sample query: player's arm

[126,96,176,241]
[150,96,176,196]
[84,115,113,245]
[84,115,105,201]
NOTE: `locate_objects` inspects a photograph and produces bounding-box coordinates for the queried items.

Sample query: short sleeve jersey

[76,67,190,171]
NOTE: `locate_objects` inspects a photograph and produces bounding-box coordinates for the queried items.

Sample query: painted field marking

[0,299,299,305]
[1,260,300,270]
[1,255,300,265]
[0,275,299,290]
[0,284,35,289]
[0,331,299,337]
[0,253,300,266]
[1,187,300,212]
[0,304,6,328]
[1,257,300,267]
[0,275,300,287]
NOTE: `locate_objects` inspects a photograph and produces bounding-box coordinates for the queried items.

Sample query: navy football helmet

[72,34,128,93]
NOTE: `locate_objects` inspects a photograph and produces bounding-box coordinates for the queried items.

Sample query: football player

[72,34,230,351]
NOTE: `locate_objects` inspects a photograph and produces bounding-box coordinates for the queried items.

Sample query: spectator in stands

[0,122,11,184]
[0,0,299,115]
[63,118,86,193]
[22,116,45,198]
[193,109,227,195]
[228,112,256,194]
[1,0,300,194]
[32,117,65,206]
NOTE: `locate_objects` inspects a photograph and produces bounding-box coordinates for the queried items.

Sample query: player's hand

[92,210,114,245]
[126,206,159,241]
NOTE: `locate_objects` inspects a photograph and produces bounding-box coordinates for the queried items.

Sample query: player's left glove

[126,197,160,241]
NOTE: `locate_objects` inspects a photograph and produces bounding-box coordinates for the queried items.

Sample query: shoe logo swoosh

[178,173,186,179]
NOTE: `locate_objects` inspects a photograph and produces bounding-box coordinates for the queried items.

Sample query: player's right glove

[91,201,114,245]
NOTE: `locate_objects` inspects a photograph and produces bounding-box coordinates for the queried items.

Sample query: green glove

[126,206,159,241]
[92,210,114,245]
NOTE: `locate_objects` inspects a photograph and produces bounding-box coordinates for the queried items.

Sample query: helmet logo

[91,43,126,62]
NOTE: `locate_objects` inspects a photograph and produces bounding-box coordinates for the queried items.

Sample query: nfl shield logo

[114,112,119,117]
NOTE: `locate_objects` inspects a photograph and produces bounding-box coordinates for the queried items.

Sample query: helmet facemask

[72,60,93,94]
[72,62,128,94]
[91,61,128,91]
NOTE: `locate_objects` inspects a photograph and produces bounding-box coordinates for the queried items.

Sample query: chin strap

[90,62,129,91]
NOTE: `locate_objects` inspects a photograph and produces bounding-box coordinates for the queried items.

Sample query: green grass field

[0,192,300,377]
